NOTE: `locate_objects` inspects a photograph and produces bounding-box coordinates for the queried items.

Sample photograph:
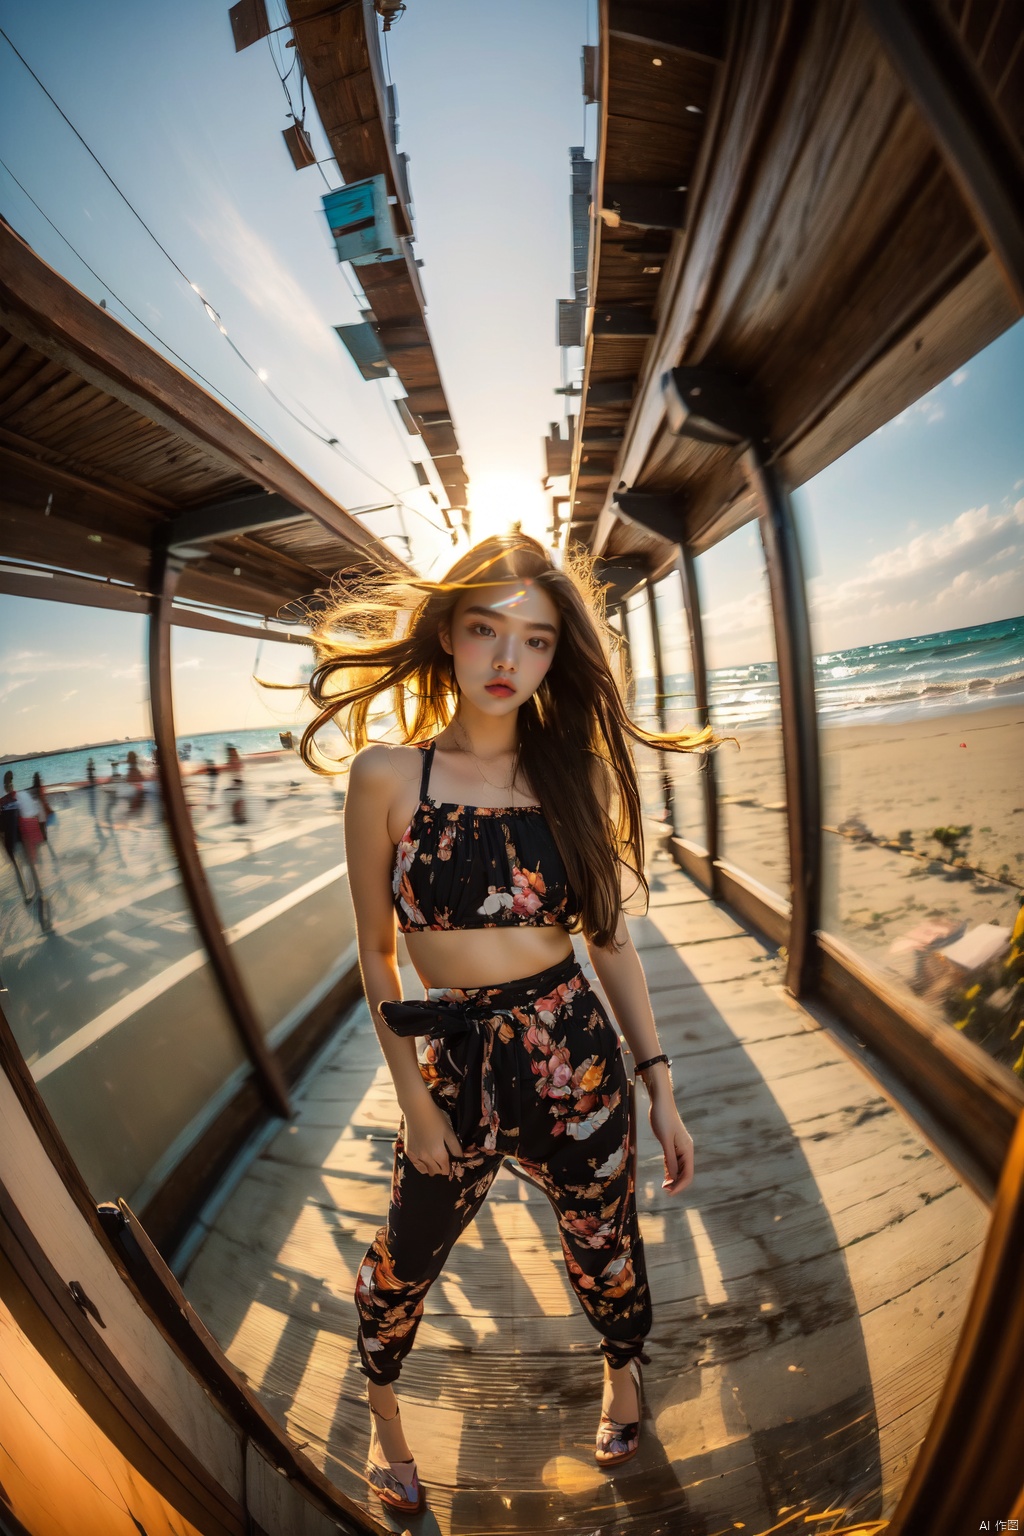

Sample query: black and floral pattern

[391,740,581,933]
[354,957,651,1385]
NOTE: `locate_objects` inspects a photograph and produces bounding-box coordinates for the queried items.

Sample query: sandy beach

[637,704,1022,1014]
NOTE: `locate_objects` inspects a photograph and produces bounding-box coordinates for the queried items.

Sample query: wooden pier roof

[0,221,407,629]
[568,0,1024,562]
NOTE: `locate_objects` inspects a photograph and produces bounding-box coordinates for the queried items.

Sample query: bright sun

[466,469,550,545]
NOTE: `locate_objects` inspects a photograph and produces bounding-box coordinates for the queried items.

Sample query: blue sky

[0,0,586,563]
[700,324,1024,664]
[1,0,1022,750]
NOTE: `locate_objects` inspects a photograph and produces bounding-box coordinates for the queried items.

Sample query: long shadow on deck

[182,862,988,1536]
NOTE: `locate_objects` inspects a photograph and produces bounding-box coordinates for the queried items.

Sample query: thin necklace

[452,718,518,800]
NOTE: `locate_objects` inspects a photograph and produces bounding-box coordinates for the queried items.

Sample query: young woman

[301,534,710,1515]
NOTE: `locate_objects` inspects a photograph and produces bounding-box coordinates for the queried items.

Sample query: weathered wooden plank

[0,1070,245,1503]
[0,352,63,414]
[3,367,90,432]
[627,901,746,947]
[608,38,717,127]
[0,222,398,565]
[247,1440,391,1536]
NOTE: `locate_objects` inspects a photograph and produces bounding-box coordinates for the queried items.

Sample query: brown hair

[299,534,715,947]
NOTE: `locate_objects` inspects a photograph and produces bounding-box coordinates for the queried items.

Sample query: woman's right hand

[402,1094,465,1176]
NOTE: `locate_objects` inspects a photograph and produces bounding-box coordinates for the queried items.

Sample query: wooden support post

[678,548,717,881]
[612,599,631,681]
[748,455,821,997]
[148,545,292,1120]
[647,573,675,834]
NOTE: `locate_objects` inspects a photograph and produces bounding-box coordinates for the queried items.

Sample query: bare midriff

[403,926,575,991]
[387,745,576,990]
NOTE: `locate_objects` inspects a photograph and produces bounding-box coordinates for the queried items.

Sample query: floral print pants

[355,956,652,1384]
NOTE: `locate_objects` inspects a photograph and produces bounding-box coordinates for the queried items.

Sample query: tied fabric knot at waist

[375,955,594,1156]
[376,951,584,1041]
[377,995,517,1039]
[378,991,537,1156]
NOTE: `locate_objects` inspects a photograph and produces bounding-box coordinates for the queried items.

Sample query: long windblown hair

[300,533,715,947]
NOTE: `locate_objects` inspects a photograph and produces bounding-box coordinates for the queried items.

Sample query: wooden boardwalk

[182,854,989,1535]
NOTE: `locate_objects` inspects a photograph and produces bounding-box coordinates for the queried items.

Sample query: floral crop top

[392,740,582,933]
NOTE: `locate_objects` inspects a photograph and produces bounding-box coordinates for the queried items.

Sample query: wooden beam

[663,831,713,890]
[713,857,790,948]
[0,427,175,515]
[607,0,727,63]
[567,0,612,545]
[0,1181,246,1536]
[859,0,1024,308]
[587,377,637,405]
[592,305,657,336]
[603,183,688,229]
[587,0,811,558]
[780,250,1015,493]
[678,547,717,874]
[167,492,308,552]
[613,487,686,541]
[579,431,626,452]
[375,322,432,352]
[581,425,625,443]
[593,556,648,605]
[1,498,149,586]
[752,455,821,998]
[0,565,316,643]
[228,0,270,51]
[884,1106,1024,1532]
[285,0,413,240]
[0,224,403,571]
[148,546,292,1121]
[646,570,675,832]
[815,931,1022,1195]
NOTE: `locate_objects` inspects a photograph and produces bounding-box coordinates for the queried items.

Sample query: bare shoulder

[347,744,425,848]
[348,741,421,795]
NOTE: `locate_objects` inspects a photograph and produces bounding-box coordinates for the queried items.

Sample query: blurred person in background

[29,773,58,865]
[2,771,32,902]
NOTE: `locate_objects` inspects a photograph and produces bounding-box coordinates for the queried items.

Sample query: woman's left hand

[649,1096,694,1194]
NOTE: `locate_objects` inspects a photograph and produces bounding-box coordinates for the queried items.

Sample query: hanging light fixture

[374,0,407,30]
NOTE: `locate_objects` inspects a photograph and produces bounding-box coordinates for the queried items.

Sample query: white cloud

[0,650,119,705]
[0,678,30,706]
[886,395,945,428]
[809,498,1024,649]
[952,369,968,385]
[701,587,776,667]
[188,198,336,364]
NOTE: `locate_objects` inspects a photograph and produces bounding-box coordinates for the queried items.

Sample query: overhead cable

[0,23,448,541]
[0,156,266,435]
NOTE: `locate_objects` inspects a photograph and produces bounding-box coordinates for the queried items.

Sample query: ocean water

[811,614,1024,725]
[5,616,1022,788]
[1,726,294,792]
[650,614,1024,730]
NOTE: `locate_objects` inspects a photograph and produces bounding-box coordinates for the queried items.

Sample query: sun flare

[465,469,550,544]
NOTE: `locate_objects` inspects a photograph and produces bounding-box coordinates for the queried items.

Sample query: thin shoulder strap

[418,740,436,803]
